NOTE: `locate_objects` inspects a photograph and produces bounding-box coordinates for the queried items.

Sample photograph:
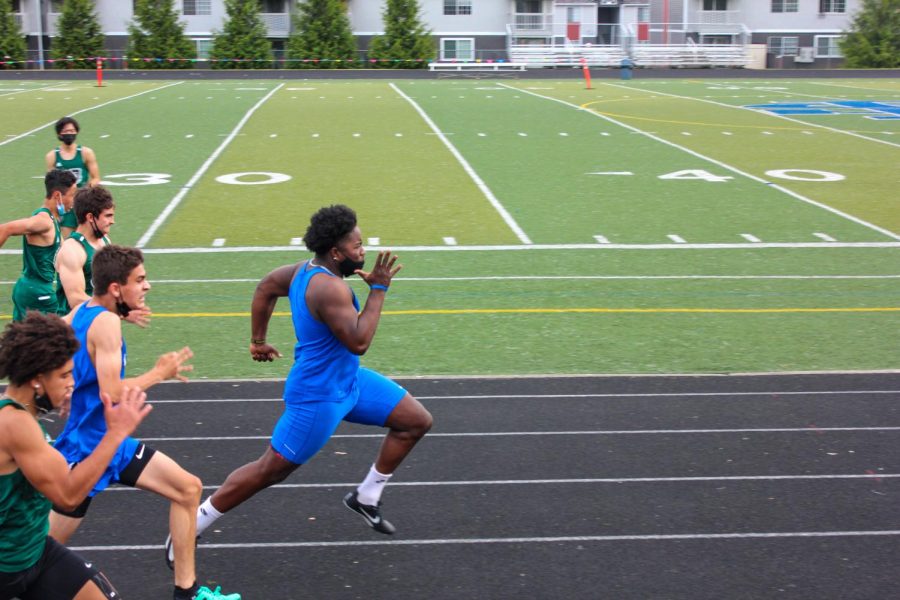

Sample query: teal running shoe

[194,586,241,600]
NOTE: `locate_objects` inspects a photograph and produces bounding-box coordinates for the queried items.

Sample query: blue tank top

[54,302,127,463]
[284,261,360,403]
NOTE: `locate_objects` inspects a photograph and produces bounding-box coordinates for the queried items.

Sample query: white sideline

[601,80,900,150]
[135,83,284,248]
[0,82,184,148]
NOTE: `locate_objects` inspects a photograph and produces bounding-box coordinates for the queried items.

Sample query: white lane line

[98,241,900,255]
[136,84,284,248]
[601,80,900,150]
[138,427,900,442]
[500,83,900,241]
[390,82,532,244]
[0,82,184,148]
[146,389,900,404]
[6,273,892,286]
[69,529,900,552]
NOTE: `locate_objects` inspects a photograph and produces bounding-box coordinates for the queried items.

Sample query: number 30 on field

[101,172,292,186]
[657,169,845,182]
[100,169,845,187]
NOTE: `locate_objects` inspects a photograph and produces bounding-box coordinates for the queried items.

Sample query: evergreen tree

[127,0,196,69]
[840,0,900,68]
[0,0,27,69]
[287,0,357,69]
[50,0,105,69]
[368,0,434,69]
[210,0,273,69]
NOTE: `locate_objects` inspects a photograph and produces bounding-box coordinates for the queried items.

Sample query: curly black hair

[304,205,358,255]
[0,312,79,386]
[74,185,115,225]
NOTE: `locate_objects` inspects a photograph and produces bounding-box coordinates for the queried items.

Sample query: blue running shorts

[271,367,406,465]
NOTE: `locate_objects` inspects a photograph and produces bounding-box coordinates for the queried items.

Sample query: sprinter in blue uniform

[51,245,239,600]
[185,205,433,555]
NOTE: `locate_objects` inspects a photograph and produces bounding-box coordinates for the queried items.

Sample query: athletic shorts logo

[134,445,145,461]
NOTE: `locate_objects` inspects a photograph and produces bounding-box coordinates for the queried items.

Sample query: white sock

[356,465,392,506]
[196,497,223,536]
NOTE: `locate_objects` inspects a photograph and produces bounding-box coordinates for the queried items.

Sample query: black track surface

[44,373,899,599]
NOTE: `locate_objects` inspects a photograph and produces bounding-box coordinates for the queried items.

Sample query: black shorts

[0,536,96,600]
[52,442,157,518]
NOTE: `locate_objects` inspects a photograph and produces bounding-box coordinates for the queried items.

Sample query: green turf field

[1,77,897,378]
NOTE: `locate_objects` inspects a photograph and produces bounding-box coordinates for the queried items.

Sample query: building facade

[10,0,859,68]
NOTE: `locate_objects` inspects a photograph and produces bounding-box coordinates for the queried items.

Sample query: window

[815,35,843,57]
[183,0,211,16]
[259,0,285,12]
[771,0,798,12]
[516,0,540,12]
[703,0,727,10]
[767,36,799,56]
[194,39,213,60]
[441,38,474,61]
[637,7,649,22]
[819,0,845,12]
[49,0,64,13]
[11,0,21,12]
[444,0,472,16]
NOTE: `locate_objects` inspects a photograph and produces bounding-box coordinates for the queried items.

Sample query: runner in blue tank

[50,245,239,600]
[185,204,433,553]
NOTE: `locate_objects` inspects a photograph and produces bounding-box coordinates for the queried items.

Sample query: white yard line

[0,82,184,148]
[500,83,900,241]
[389,82,532,244]
[603,80,900,149]
[807,81,900,94]
[135,83,284,248]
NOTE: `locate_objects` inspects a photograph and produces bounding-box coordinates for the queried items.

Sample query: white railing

[513,13,553,33]
[259,13,290,37]
[697,10,742,25]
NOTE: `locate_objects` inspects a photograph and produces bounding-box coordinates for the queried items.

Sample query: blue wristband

[370,284,389,292]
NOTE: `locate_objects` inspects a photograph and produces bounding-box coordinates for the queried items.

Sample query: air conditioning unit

[794,47,815,63]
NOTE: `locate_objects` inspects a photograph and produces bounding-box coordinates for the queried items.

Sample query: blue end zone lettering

[744,100,900,120]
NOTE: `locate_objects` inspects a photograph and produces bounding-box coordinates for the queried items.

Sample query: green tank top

[0,399,52,573]
[21,208,60,287]
[56,232,109,314]
[53,145,88,188]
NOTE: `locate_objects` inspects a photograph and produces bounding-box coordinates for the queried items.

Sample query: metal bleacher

[507,44,627,67]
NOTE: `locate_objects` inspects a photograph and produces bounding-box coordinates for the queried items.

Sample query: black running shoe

[343,491,395,534]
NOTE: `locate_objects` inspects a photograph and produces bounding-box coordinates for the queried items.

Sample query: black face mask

[58,133,77,145]
[116,299,132,319]
[337,257,365,277]
[88,216,104,240]
[34,392,54,414]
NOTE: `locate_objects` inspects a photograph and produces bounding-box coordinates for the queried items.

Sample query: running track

[45,373,899,599]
